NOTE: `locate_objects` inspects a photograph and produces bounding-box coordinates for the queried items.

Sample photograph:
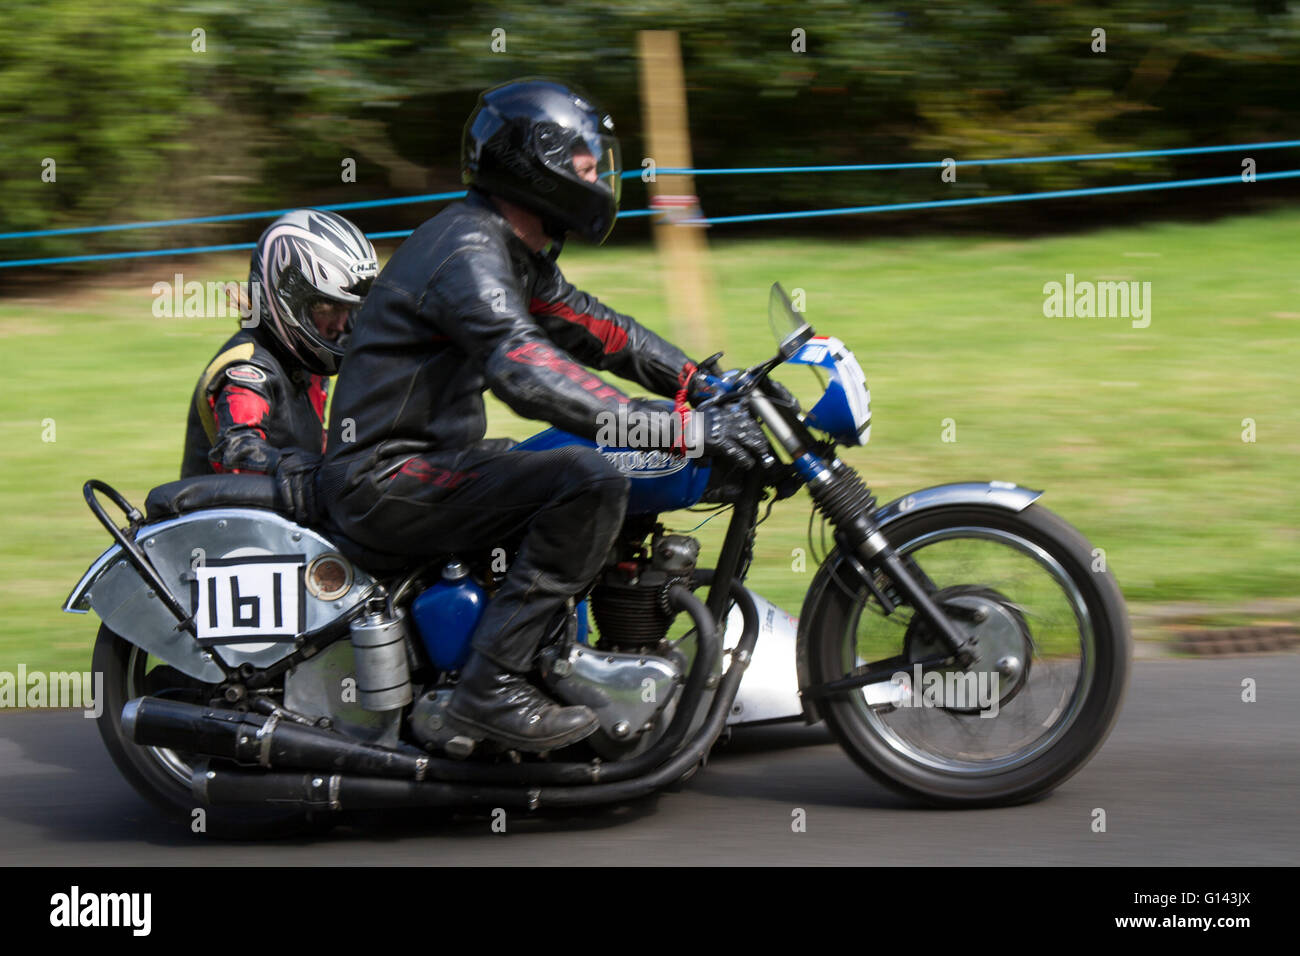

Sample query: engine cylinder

[591,534,700,649]
[591,573,675,648]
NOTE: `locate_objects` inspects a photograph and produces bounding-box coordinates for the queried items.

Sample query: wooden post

[637,30,718,357]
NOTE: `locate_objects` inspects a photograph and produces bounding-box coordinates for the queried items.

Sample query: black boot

[446,652,599,753]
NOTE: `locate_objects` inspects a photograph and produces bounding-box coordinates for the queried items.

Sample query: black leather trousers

[325,443,628,672]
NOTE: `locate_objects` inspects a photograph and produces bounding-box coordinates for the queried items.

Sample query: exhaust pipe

[125,696,432,780]
[190,581,761,813]
[130,577,760,811]
[191,761,539,811]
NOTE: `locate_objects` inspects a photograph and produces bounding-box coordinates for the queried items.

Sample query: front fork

[749,393,979,686]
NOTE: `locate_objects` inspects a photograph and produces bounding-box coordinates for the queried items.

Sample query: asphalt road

[1,655,1295,866]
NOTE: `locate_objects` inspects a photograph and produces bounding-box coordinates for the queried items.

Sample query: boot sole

[444,709,600,754]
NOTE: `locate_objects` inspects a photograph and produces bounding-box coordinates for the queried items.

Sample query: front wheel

[806,504,1131,807]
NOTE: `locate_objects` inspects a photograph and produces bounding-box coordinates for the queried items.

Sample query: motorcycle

[65,283,1130,835]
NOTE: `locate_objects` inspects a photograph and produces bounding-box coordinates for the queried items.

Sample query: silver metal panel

[63,543,123,612]
[87,556,226,682]
[725,589,804,725]
[78,508,375,679]
[283,640,401,747]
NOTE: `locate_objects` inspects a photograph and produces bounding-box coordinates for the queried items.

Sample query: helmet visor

[296,296,360,352]
[534,121,622,206]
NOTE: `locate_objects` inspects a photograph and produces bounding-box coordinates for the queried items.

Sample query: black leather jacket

[181,325,328,480]
[322,189,695,484]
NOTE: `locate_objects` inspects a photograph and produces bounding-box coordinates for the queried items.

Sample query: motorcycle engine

[589,533,700,652]
[541,532,700,758]
[406,532,702,760]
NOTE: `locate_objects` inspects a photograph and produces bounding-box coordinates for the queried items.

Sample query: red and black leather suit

[181,325,330,517]
[318,188,696,672]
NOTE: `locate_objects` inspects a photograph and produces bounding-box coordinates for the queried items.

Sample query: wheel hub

[903,586,1032,713]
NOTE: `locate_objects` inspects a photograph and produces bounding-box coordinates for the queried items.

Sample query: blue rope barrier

[0,190,469,242]
[3,139,1294,244]
[623,139,1300,178]
[680,169,1300,226]
[1,161,1295,269]
[0,209,666,266]
[0,241,259,269]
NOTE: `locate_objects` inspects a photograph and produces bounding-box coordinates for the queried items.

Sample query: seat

[145,474,285,521]
[146,475,425,576]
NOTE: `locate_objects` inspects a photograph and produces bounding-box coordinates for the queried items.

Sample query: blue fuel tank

[411,561,486,672]
[511,423,711,516]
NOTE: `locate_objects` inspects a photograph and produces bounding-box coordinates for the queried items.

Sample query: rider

[318,79,767,753]
[181,209,378,522]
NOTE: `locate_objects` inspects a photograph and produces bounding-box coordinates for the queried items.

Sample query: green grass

[2,209,1298,675]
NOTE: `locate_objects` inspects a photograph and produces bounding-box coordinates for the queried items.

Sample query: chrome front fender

[794,480,1043,723]
[871,481,1042,526]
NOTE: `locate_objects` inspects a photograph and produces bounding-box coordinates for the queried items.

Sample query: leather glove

[272,447,323,526]
[690,401,770,470]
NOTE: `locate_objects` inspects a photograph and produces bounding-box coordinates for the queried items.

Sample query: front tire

[807,504,1131,807]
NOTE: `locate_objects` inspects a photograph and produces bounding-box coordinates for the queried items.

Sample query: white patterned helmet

[249,209,378,374]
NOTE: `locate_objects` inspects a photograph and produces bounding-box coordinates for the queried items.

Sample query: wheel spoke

[845,523,1095,774]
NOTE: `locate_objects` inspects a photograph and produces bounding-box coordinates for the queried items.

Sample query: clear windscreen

[767,281,826,403]
[768,282,808,349]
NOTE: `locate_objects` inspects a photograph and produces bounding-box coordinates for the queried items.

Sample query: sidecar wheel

[807,504,1131,807]
[93,624,333,839]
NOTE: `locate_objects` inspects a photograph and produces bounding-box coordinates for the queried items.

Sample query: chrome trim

[120,698,141,740]
[875,482,1043,526]
[256,713,280,768]
[305,552,353,601]
[541,644,681,741]
[861,530,889,557]
[749,393,803,456]
[63,543,123,612]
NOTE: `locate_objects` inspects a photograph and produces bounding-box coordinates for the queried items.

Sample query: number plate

[191,556,306,644]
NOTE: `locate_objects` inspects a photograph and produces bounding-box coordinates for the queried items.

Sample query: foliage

[3,1,1300,268]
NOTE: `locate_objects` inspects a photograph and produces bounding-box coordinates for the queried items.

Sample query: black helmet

[248,209,378,375]
[462,79,622,244]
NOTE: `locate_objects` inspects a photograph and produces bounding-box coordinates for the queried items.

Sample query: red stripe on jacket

[529,298,628,355]
[223,385,271,428]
